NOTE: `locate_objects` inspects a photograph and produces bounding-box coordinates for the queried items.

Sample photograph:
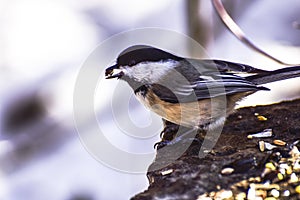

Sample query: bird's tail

[247,66,300,85]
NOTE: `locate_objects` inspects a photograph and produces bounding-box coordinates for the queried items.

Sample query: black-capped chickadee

[105,45,300,131]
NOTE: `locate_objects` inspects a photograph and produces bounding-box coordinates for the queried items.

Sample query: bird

[105,45,300,135]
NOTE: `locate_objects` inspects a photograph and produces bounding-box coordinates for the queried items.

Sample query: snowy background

[0,0,299,199]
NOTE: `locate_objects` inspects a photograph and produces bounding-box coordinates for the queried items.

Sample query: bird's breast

[135,87,225,129]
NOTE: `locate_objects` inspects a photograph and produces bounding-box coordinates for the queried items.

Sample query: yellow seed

[273,139,286,146]
[286,167,293,175]
[257,115,268,121]
[256,189,267,198]
[295,185,300,194]
[259,141,265,152]
[265,162,276,171]
[235,192,246,200]
[249,177,261,182]
[277,173,284,180]
[247,135,253,139]
[235,180,248,187]
[252,183,280,190]
[264,197,276,200]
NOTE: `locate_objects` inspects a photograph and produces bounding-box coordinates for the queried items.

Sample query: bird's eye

[129,60,136,66]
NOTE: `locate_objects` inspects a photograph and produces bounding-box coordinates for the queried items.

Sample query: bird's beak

[105,64,124,79]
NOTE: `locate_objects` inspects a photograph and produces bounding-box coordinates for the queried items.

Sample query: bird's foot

[155,128,200,149]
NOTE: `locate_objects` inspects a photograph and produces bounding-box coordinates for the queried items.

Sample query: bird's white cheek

[122,66,149,83]
[122,61,179,83]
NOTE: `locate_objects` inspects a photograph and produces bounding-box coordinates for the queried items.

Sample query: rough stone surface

[132,99,300,200]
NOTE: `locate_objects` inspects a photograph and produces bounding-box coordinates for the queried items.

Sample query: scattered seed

[235,180,248,188]
[292,140,300,146]
[247,184,256,200]
[264,197,276,200]
[235,192,246,200]
[293,160,300,171]
[295,185,300,194]
[259,141,265,152]
[221,167,234,175]
[161,169,173,176]
[277,173,284,180]
[270,189,280,197]
[283,190,290,196]
[265,142,277,150]
[290,146,300,157]
[279,163,289,170]
[247,129,273,139]
[207,140,300,199]
[256,189,267,198]
[265,162,276,171]
[254,183,280,190]
[249,177,261,182]
[273,139,286,146]
[286,167,293,175]
[290,173,298,183]
[203,150,211,153]
[257,115,268,121]
[215,190,233,199]
[279,168,285,175]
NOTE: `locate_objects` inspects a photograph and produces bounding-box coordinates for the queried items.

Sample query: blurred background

[0,0,299,199]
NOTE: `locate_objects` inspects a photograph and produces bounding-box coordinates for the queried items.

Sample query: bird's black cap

[116,45,183,67]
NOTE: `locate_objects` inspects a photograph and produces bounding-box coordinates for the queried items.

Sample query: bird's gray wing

[151,59,269,103]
